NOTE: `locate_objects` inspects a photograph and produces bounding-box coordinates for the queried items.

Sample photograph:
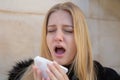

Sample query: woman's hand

[32,61,69,80]
[46,61,69,80]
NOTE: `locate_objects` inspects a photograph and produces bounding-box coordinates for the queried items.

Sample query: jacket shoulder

[8,59,33,80]
[94,61,120,80]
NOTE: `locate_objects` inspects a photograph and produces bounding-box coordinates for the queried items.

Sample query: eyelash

[47,29,73,33]
[64,30,73,33]
[47,30,55,33]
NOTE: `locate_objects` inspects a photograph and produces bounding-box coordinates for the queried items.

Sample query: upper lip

[55,45,64,48]
[54,45,66,52]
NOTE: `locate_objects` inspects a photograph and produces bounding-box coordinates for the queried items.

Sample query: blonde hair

[22,2,96,80]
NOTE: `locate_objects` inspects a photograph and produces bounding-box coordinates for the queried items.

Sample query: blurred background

[0,0,120,79]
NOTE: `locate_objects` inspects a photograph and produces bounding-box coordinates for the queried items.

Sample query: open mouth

[54,46,65,55]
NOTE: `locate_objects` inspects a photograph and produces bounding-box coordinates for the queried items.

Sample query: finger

[53,61,69,80]
[47,63,64,80]
[33,65,37,80]
[32,65,42,80]
[46,68,57,80]
[36,68,42,80]
[46,77,50,80]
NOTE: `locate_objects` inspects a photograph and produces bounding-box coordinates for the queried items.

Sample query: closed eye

[64,28,73,33]
[47,29,56,33]
[47,26,56,33]
[65,30,73,33]
[63,25,73,33]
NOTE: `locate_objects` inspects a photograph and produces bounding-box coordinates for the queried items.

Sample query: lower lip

[54,52,65,58]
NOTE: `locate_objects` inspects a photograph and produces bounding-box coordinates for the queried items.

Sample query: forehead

[47,10,73,26]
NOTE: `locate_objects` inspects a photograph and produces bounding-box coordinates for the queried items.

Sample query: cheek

[47,35,53,52]
[46,36,50,48]
[67,36,76,47]
[69,42,77,61]
[68,36,77,54]
[71,42,77,54]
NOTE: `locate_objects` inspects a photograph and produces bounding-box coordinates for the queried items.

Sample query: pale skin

[33,10,77,80]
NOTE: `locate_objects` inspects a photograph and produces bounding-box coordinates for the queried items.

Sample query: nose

[54,30,63,42]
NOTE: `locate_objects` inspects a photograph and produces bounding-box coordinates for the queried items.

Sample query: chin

[59,61,69,66]
[55,60,66,65]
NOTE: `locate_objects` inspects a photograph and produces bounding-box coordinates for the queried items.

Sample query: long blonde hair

[22,2,96,80]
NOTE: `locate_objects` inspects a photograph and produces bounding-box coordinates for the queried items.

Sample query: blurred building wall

[0,0,120,79]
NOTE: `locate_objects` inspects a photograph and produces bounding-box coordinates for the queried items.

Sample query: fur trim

[8,59,120,80]
[94,61,120,80]
[8,59,33,80]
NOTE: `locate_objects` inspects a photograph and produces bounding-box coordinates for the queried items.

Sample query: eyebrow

[63,25,73,28]
[47,24,73,27]
[47,25,56,27]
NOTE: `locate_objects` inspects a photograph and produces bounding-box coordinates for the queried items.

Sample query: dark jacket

[8,59,120,80]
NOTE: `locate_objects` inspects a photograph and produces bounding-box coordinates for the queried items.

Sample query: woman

[8,2,120,80]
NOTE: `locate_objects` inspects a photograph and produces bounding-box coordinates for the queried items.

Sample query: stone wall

[0,0,120,79]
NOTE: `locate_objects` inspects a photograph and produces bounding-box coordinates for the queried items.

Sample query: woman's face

[47,10,77,65]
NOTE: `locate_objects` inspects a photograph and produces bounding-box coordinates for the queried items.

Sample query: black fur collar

[8,59,33,80]
[8,59,120,80]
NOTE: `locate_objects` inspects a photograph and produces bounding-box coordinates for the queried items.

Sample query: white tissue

[34,56,68,79]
